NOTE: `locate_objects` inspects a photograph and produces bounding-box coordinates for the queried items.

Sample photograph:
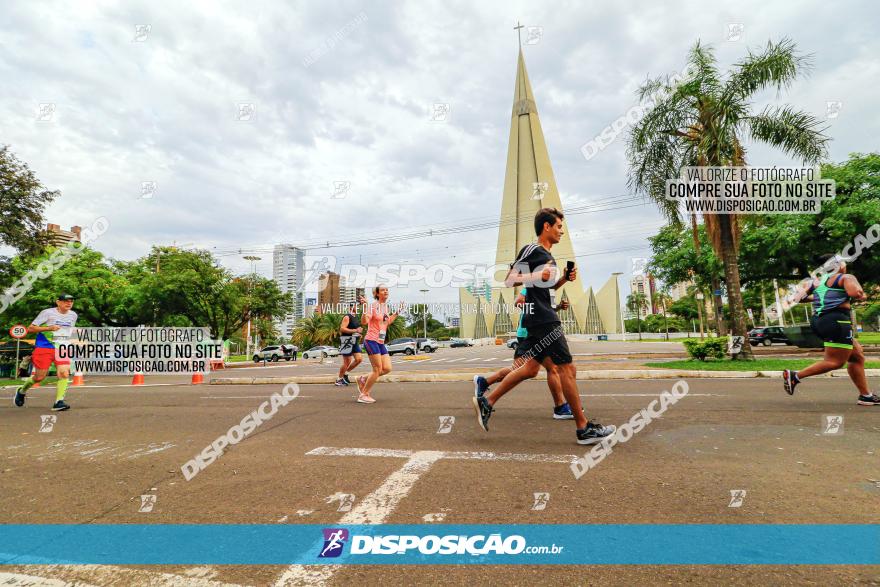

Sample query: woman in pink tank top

[356,285,399,403]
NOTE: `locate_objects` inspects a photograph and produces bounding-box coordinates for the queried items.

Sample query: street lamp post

[243,255,261,360]
[420,289,429,339]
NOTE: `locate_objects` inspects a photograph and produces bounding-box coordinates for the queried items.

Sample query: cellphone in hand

[565,261,575,281]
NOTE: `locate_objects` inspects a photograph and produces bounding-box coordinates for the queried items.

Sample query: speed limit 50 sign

[9,324,27,339]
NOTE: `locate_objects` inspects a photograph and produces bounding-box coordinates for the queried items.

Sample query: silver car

[302,346,340,359]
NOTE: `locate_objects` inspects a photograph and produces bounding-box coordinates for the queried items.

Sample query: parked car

[386,338,418,356]
[415,337,439,353]
[252,345,296,362]
[748,326,790,346]
[301,346,340,359]
[506,338,518,349]
[449,338,473,348]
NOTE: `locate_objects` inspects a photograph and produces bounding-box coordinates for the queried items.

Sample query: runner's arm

[340,315,356,335]
[843,274,867,301]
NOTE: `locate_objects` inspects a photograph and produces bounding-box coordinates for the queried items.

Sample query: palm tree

[628,39,829,358]
[654,291,673,340]
[626,292,648,340]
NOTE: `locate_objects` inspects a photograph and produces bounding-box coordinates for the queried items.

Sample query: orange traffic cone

[131,372,145,385]
[72,372,85,386]
[191,372,204,385]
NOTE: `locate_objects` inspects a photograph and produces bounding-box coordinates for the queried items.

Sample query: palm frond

[746,105,830,163]
[724,38,812,99]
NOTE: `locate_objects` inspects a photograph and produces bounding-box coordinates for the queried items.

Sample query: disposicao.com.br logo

[318,529,563,557]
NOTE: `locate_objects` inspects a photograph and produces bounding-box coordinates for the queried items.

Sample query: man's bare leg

[485,358,540,406]
[846,340,870,396]
[545,359,587,429]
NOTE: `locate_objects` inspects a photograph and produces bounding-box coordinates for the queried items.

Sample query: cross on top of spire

[514,21,524,47]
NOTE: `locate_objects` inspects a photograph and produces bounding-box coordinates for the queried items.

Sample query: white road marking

[274,450,444,586]
[276,446,577,585]
[305,446,579,464]
[579,393,723,397]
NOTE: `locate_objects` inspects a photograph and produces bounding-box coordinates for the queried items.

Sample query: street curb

[209,368,880,385]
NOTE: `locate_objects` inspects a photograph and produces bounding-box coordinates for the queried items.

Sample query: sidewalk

[210,368,880,385]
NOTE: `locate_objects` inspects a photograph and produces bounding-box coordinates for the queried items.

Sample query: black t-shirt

[343,313,361,333]
[511,244,559,329]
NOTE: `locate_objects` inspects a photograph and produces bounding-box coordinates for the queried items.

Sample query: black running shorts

[810,308,853,350]
[515,323,572,365]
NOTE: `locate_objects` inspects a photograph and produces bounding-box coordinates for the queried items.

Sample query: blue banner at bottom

[0,525,877,565]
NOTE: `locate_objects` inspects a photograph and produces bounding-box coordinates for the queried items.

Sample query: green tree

[628,39,830,357]
[0,145,60,286]
[140,247,292,339]
[736,153,880,287]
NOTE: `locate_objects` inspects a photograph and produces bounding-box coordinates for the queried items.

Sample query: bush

[682,337,727,361]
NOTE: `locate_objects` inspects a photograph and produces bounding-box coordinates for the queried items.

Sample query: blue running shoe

[553,402,574,420]
[473,375,489,398]
[14,387,26,407]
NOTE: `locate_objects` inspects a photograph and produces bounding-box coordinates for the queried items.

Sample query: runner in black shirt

[336,302,364,386]
[471,208,616,445]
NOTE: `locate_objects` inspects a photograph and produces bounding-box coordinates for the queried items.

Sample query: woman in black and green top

[783,254,879,405]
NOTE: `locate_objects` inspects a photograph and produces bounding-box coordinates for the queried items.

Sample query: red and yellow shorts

[32,347,70,370]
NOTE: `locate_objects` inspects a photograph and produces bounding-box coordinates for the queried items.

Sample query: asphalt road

[1,375,878,585]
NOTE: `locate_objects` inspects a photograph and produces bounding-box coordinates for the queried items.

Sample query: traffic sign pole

[9,324,28,380]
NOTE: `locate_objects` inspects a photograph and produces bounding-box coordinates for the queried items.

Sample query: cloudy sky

[2,0,878,309]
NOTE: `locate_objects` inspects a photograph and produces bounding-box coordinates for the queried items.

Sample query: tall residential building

[317,271,363,309]
[273,244,305,339]
[629,274,657,316]
[317,272,341,307]
[668,281,692,302]
[45,224,81,246]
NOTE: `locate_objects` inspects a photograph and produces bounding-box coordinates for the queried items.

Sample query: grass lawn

[0,377,60,387]
[644,358,880,371]
[226,354,250,363]
[857,332,880,344]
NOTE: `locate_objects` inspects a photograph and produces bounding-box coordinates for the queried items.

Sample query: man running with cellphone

[471,208,616,445]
